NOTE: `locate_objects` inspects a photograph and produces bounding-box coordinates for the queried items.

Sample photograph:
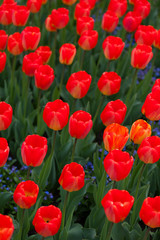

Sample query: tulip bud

[0,138,9,167]
[108,0,127,18]
[59,162,85,192]
[102,10,119,33]
[35,46,52,64]
[21,26,41,51]
[0,30,8,50]
[131,44,153,70]
[0,52,6,73]
[97,72,121,96]
[22,52,43,77]
[12,5,30,26]
[0,4,14,25]
[78,30,98,51]
[34,65,54,90]
[51,8,69,29]
[130,119,151,144]
[7,32,23,55]
[59,43,76,65]
[27,0,42,13]
[133,0,150,19]
[122,11,142,32]
[102,36,125,60]
[74,2,90,20]
[0,214,14,240]
[80,0,96,9]
[135,25,157,46]
[66,71,92,99]
[0,102,12,130]
[76,16,94,35]
[45,15,57,32]
[153,30,160,49]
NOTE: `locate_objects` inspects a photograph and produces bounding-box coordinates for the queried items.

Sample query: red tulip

[0,4,14,25]
[133,0,150,19]
[139,196,160,228]
[135,25,157,46]
[76,16,94,35]
[78,30,98,51]
[45,15,57,32]
[2,0,16,4]
[152,79,160,93]
[22,52,43,77]
[0,30,8,50]
[35,46,52,64]
[122,11,142,32]
[42,0,47,4]
[0,52,6,73]
[101,99,127,126]
[101,189,134,223]
[27,0,42,13]
[21,134,48,167]
[34,65,54,90]
[131,44,153,69]
[103,123,129,151]
[13,180,39,209]
[69,110,93,139]
[66,71,92,99]
[97,72,121,96]
[141,90,160,121]
[130,119,151,144]
[0,138,9,167]
[0,102,12,130]
[108,0,127,18]
[43,100,69,131]
[80,0,96,9]
[21,26,41,51]
[153,30,160,50]
[59,162,85,192]
[104,150,134,181]
[102,36,125,60]
[12,5,30,26]
[7,32,23,55]
[32,205,62,237]
[137,136,160,164]
[74,2,90,20]
[59,43,76,65]
[102,10,119,33]
[51,8,69,29]
[62,0,77,5]
[0,214,14,240]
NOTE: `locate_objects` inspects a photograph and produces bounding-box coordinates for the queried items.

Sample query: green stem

[71,98,76,114]
[26,166,31,180]
[106,222,114,240]
[151,121,154,131]
[100,144,105,173]
[61,191,69,230]
[80,50,85,70]
[42,237,45,240]
[71,138,77,162]
[106,60,111,71]
[58,65,65,98]
[143,227,150,240]
[130,163,146,228]
[37,89,41,133]
[17,209,25,240]
[23,77,30,118]
[125,68,138,107]
[112,181,116,189]
[9,55,16,104]
[100,218,109,240]
[53,31,58,67]
[93,95,105,125]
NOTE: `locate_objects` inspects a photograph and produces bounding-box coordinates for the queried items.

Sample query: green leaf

[83,228,97,240]
[67,224,83,240]
[0,192,13,211]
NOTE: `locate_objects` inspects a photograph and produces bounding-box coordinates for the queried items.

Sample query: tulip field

[1,0,160,239]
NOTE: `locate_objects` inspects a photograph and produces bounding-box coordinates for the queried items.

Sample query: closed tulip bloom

[35,46,52,64]
[76,16,94,35]
[0,30,8,50]
[21,134,48,167]
[104,150,134,181]
[14,180,39,209]
[51,8,69,29]
[22,52,43,77]
[137,136,160,164]
[21,26,41,51]
[139,196,160,228]
[7,32,23,55]
[101,189,134,223]
[103,123,129,151]
[66,71,92,99]
[97,72,121,96]
[3,0,16,4]
[102,10,119,33]
[0,138,9,167]
[0,214,14,240]
[0,102,12,130]
[0,52,6,73]
[78,30,98,51]
[108,0,127,18]
[142,90,160,121]
[59,162,85,192]
[32,205,62,237]
[101,99,127,126]
[152,79,160,93]
[122,11,142,32]
[153,30,160,49]
[131,44,153,69]
[43,100,69,131]
[80,0,96,9]
[59,43,76,65]
[0,4,13,25]
[62,0,77,5]
[135,25,157,46]
[34,65,54,90]
[74,2,90,20]
[69,110,93,139]
[103,36,125,60]
[133,0,150,19]
[45,15,57,32]
[12,5,30,26]
[130,119,151,144]
[27,0,42,13]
